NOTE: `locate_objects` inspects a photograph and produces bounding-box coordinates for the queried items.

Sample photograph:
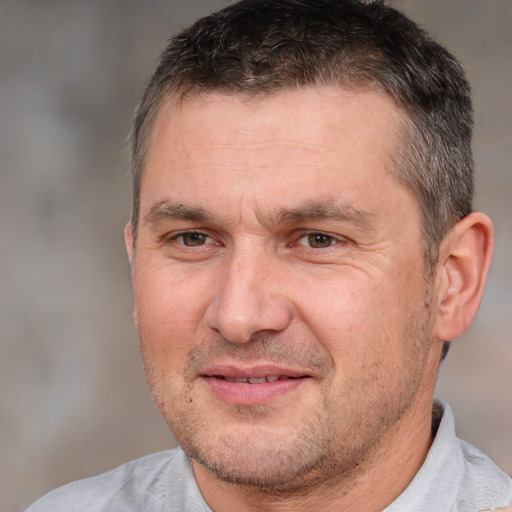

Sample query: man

[26,0,511,510]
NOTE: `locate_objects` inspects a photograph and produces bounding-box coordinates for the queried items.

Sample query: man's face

[128,88,440,491]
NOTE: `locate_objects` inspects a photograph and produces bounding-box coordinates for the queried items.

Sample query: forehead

[141,87,410,221]
[151,86,403,149]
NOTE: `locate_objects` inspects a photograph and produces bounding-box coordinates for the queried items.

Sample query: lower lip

[202,377,307,406]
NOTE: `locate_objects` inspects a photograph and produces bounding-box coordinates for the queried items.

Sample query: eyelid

[293,230,348,248]
[167,229,217,246]
[163,228,347,248]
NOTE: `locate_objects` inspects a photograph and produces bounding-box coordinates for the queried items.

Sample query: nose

[204,247,293,343]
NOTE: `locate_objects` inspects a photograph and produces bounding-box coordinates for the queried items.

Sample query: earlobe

[434,212,494,341]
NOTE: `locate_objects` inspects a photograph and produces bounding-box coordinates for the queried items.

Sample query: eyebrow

[144,198,376,230]
[269,200,376,229]
[144,200,213,226]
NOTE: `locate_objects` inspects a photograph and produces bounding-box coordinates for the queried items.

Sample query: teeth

[248,377,266,384]
[220,375,294,383]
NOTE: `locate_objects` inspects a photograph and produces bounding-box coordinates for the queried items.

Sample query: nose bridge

[204,242,291,343]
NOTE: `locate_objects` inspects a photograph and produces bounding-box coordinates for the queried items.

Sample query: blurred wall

[0,1,510,511]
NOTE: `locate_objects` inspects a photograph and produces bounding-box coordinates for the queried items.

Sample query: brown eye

[297,233,337,248]
[307,233,335,248]
[178,232,210,246]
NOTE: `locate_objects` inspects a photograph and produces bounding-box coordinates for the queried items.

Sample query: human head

[130,0,474,277]
[125,2,495,502]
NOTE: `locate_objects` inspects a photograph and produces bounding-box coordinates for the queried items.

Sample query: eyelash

[293,231,346,249]
[166,230,345,250]
[167,231,216,247]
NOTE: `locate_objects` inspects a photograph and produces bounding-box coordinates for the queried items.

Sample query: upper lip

[201,364,310,380]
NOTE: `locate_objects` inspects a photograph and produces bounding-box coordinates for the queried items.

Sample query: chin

[194,447,330,493]
[178,419,339,493]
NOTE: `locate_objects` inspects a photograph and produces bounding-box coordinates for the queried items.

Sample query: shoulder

[456,439,512,512]
[385,400,512,512]
[435,400,512,511]
[24,449,191,512]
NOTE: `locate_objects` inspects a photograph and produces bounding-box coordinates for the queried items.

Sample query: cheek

[133,264,212,342]
[132,269,216,396]
[296,269,416,367]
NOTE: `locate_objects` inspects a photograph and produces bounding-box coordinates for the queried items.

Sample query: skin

[125,87,494,511]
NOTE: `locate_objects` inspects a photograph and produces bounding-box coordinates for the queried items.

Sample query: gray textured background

[1,1,510,511]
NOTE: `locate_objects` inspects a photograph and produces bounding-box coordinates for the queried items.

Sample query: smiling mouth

[201,369,310,404]
[211,375,303,384]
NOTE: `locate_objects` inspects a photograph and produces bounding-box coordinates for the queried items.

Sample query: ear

[434,212,494,341]
[124,223,135,267]
[124,223,139,325]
